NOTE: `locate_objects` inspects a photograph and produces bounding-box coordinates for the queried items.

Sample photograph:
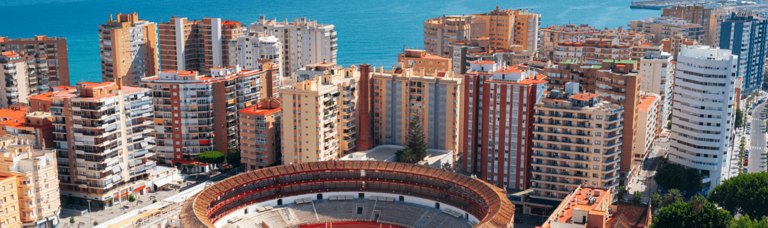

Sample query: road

[747,102,768,173]
[626,129,669,200]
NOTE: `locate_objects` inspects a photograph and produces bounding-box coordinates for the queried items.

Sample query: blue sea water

[0,0,659,85]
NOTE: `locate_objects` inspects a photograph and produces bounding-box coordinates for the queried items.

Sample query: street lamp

[86,199,92,224]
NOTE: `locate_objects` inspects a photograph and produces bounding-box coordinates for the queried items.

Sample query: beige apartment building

[370,64,461,154]
[471,7,540,53]
[539,24,600,61]
[51,82,154,208]
[396,49,452,76]
[280,65,359,164]
[0,173,20,228]
[159,17,244,74]
[0,135,60,227]
[629,17,706,43]
[239,99,281,170]
[530,90,623,203]
[0,36,70,90]
[634,94,659,171]
[99,13,159,87]
[423,15,471,57]
[662,5,721,45]
[141,65,275,163]
[0,51,30,108]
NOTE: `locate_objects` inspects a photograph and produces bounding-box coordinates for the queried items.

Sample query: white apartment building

[639,51,674,128]
[229,32,283,81]
[0,51,30,107]
[249,17,337,78]
[669,45,738,191]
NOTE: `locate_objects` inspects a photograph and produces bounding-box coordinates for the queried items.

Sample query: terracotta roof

[570,93,599,101]
[0,107,29,128]
[609,203,652,228]
[0,51,19,58]
[240,106,281,116]
[637,95,657,113]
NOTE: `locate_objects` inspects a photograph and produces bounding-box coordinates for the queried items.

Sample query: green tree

[632,191,644,204]
[655,162,702,194]
[709,172,768,218]
[196,151,226,164]
[652,198,732,228]
[650,192,662,208]
[616,186,628,202]
[69,217,75,224]
[662,189,684,207]
[226,149,242,167]
[730,215,768,228]
[736,108,744,128]
[404,115,427,161]
[128,195,136,202]
[396,148,419,163]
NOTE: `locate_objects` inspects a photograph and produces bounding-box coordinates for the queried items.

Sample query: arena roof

[180,160,514,227]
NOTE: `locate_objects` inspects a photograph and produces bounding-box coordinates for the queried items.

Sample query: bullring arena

[179,161,515,227]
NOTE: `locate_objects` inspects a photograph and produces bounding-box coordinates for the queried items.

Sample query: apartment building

[639,51,674,127]
[544,60,642,177]
[159,17,244,74]
[448,38,536,74]
[461,61,546,190]
[280,65,359,164]
[539,187,631,228]
[660,34,698,60]
[470,7,540,53]
[141,66,274,162]
[554,38,633,64]
[634,94,659,170]
[629,17,706,43]
[249,17,337,78]
[0,35,70,89]
[51,82,154,208]
[539,24,601,61]
[370,64,461,156]
[0,173,20,228]
[530,90,623,202]
[719,13,767,94]
[99,13,158,87]
[662,5,720,45]
[229,32,283,78]
[423,15,472,57]
[669,46,738,191]
[0,107,54,149]
[0,51,30,108]
[396,49,451,76]
[239,99,280,170]
[0,135,60,227]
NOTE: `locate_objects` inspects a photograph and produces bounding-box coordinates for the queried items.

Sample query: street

[626,129,669,200]
[746,101,768,173]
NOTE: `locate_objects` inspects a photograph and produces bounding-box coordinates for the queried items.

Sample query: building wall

[0,135,60,226]
[719,14,767,94]
[0,52,30,107]
[0,36,70,89]
[229,33,283,78]
[423,15,472,57]
[639,52,674,128]
[240,101,280,170]
[249,17,337,78]
[159,17,244,74]
[634,94,659,171]
[669,46,737,191]
[99,13,159,87]
[0,174,20,228]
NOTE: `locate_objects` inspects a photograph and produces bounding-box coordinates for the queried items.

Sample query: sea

[0,0,659,85]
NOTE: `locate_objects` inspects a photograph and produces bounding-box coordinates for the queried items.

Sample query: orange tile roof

[557,188,610,223]
[1,51,19,58]
[570,93,599,101]
[79,81,114,87]
[0,107,29,128]
[495,66,524,74]
[473,60,495,65]
[638,95,657,112]
[240,106,281,116]
[29,92,55,102]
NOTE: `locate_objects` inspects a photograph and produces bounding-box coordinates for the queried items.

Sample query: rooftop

[569,93,599,101]
[638,95,658,112]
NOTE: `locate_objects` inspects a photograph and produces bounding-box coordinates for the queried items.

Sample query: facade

[51,82,155,208]
[249,17,337,78]
[629,17,706,43]
[423,15,472,57]
[229,32,283,78]
[239,99,281,170]
[660,34,698,60]
[470,7,540,53]
[396,49,452,76]
[141,66,274,162]
[662,5,720,45]
[448,39,535,75]
[0,36,70,90]
[639,51,674,127]
[539,24,600,61]
[530,91,623,202]
[0,135,60,227]
[0,107,54,149]
[370,64,461,155]
[0,173,20,228]
[634,94,659,170]
[461,62,546,190]
[99,13,159,87]
[179,161,515,228]
[279,66,359,164]
[554,38,632,63]
[0,51,30,107]
[669,46,738,191]
[158,17,244,74]
[719,13,768,94]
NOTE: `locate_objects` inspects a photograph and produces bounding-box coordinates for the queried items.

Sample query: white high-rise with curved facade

[669,45,738,191]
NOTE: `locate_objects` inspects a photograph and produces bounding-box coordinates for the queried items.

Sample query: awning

[152,177,174,188]
[133,185,146,192]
